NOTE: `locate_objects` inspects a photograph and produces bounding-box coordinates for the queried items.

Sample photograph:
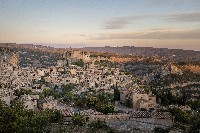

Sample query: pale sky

[0,0,200,50]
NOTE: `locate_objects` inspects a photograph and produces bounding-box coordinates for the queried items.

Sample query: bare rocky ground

[49,122,164,133]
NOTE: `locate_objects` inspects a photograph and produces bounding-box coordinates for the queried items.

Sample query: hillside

[83,46,200,62]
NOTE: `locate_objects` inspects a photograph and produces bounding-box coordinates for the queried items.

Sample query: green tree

[74,95,87,108]
[168,108,191,131]
[113,87,120,101]
[61,83,75,92]
[87,120,116,133]
[8,100,64,133]
[72,114,85,126]
[0,100,17,133]
[14,88,32,98]
[96,103,115,114]
[189,113,200,132]
[73,59,84,67]
[125,98,132,108]
[86,96,99,108]
[186,100,200,110]
[97,93,113,104]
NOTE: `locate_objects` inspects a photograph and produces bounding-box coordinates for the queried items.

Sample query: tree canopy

[0,99,63,133]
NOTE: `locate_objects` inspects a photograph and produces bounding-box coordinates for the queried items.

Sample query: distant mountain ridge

[1,43,200,63]
[83,46,200,62]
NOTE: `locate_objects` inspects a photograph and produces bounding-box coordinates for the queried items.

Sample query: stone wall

[89,111,173,132]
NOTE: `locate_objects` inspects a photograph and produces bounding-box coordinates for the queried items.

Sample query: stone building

[20,94,39,110]
[65,49,91,63]
[132,93,156,110]
[120,86,157,110]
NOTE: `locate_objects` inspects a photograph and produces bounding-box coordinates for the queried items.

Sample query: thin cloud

[102,11,200,30]
[167,11,200,22]
[102,16,147,29]
[63,33,88,37]
[91,29,200,40]
[145,0,200,7]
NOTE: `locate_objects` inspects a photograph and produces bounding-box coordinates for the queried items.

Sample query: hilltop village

[1,44,200,132]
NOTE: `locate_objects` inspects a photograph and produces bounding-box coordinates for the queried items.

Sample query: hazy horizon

[1,42,198,51]
[0,0,200,50]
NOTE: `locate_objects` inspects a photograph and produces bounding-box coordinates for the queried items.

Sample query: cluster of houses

[0,50,175,131]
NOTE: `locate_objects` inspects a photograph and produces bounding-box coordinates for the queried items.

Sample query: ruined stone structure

[65,49,91,63]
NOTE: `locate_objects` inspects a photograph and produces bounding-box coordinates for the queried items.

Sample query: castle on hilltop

[64,49,91,63]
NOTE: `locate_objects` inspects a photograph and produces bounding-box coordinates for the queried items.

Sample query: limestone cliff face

[8,53,19,67]
[170,64,182,75]
[111,57,133,63]
[182,65,200,74]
